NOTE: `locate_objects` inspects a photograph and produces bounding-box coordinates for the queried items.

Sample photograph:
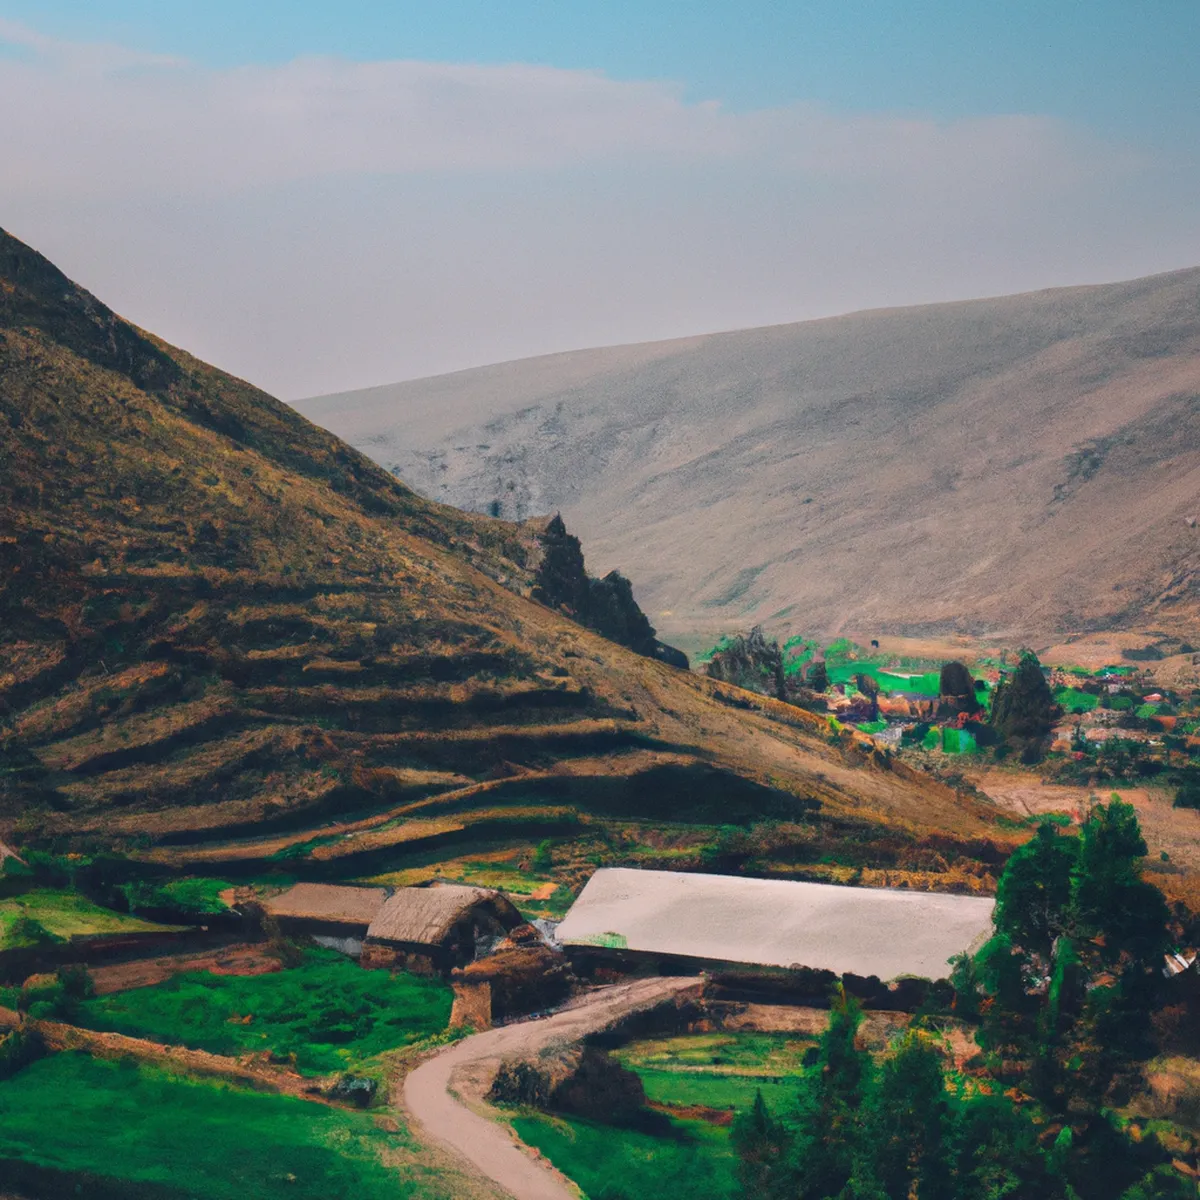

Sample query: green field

[78,948,452,1074]
[1055,687,1099,713]
[618,1032,809,1113]
[513,1112,739,1200]
[0,1054,432,1200]
[827,662,944,696]
[514,1033,810,1200]
[0,888,181,949]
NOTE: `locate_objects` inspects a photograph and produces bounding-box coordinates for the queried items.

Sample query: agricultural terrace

[0,888,183,950]
[76,947,453,1074]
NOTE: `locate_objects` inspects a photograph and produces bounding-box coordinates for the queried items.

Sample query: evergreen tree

[807,658,829,692]
[859,1032,953,1200]
[951,1096,1068,1199]
[993,822,1077,958]
[990,651,1056,761]
[786,986,872,1199]
[730,1090,790,1197]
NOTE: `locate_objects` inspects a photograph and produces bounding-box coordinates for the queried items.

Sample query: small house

[362,883,523,975]
[261,883,390,955]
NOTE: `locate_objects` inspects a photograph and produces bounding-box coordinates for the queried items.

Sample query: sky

[2,2,1198,398]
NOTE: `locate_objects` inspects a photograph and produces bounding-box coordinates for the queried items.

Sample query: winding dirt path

[402,976,704,1200]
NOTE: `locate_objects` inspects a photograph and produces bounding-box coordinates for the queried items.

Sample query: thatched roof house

[262,883,389,937]
[557,868,994,983]
[363,884,523,973]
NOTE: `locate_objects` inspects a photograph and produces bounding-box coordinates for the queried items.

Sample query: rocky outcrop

[532,514,689,668]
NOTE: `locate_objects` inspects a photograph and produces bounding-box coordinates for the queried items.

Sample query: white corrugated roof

[556,868,994,981]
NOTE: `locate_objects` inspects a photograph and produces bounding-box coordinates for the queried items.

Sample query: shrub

[0,1027,45,1080]
[1175,784,1200,810]
[488,1060,551,1107]
[7,916,62,948]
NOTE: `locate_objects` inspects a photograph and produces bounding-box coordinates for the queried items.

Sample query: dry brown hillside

[297,268,1200,646]
[0,228,1008,877]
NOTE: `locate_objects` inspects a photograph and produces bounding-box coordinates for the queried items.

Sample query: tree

[731,1090,790,1197]
[990,651,1056,761]
[1071,797,1168,961]
[951,1095,1068,1199]
[993,822,1077,958]
[807,658,829,692]
[859,1032,953,1200]
[939,661,982,717]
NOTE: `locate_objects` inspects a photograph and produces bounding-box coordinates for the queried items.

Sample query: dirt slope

[0,228,1005,866]
[297,267,1200,643]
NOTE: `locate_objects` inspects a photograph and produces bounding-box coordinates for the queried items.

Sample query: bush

[0,1028,45,1080]
[1175,784,1200,810]
[488,1061,551,1107]
[7,916,62,948]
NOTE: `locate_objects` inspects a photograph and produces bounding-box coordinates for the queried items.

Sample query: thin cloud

[0,21,1121,194]
[0,21,1191,399]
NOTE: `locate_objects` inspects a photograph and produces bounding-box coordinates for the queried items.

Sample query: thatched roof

[366,883,519,947]
[557,868,995,981]
[263,883,389,926]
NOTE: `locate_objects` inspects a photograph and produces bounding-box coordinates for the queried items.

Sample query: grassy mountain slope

[297,268,1200,644]
[0,228,1004,875]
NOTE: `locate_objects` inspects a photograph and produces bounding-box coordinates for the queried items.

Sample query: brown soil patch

[87,944,283,995]
[649,1100,734,1125]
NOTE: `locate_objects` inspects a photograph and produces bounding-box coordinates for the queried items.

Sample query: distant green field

[1055,687,1099,712]
[827,663,943,696]
[78,948,452,1074]
[0,888,180,950]
[0,1054,429,1200]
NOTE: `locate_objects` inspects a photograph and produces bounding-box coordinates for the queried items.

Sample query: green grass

[1055,687,1099,712]
[153,877,230,915]
[513,1111,739,1200]
[78,948,452,1074]
[632,1067,800,1113]
[0,1053,435,1200]
[827,662,944,697]
[0,888,181,949]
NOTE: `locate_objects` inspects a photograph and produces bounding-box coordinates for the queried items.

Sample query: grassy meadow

[0,1053,431,1200]
[78,948,453,1073]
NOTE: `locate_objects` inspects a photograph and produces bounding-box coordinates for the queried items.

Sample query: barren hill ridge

[297,268,1200,643]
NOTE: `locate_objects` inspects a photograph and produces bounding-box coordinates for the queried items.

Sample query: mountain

[296,268,1200,646]
[0,228,1001,873]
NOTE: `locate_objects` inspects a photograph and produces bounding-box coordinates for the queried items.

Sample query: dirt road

[402,976,704,1200]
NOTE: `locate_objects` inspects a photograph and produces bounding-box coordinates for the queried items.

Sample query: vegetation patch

[0,1054,424,1200]
[78,948,452,1074]
[0,889,180,950]
[513,1111,739,1200]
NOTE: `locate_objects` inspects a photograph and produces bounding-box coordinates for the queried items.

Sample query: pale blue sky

[1,3,1197,396]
